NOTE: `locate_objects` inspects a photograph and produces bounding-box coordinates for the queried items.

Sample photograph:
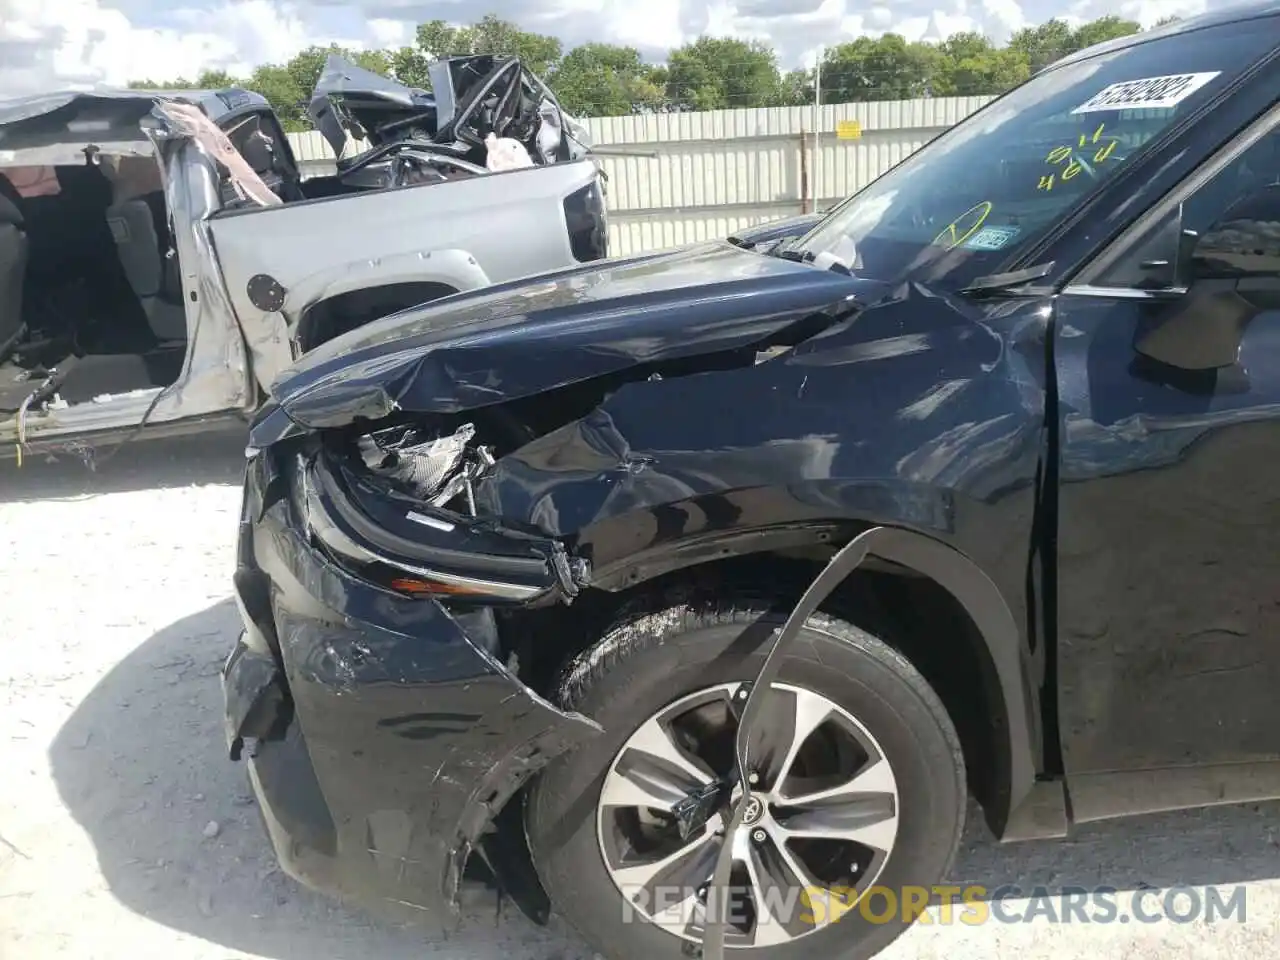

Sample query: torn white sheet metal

[153,101,281,208]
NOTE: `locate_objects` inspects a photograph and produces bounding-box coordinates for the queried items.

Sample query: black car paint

[256,242,861,429]
[228,449,603,927]
[225,5,1280,939]
[231,235,1050,922]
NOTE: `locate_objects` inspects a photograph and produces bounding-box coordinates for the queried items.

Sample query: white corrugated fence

[286,96,993,258]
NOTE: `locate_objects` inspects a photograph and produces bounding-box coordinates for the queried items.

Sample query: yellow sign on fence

[836,119,863,140]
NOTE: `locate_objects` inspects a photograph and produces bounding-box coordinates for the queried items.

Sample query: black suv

[223,6,1280,959]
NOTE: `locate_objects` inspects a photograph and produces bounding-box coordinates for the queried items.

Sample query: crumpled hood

[306,53,592,164]
[258,241,888,439]
[307,55,437,157]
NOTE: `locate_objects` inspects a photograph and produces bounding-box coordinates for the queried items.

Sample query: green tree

[1008,18,1076,72]
[1008,16,1139,74]
[939,30,994,64]
[933,33,1030,96]
[130,77,194,90]
[549,43,663,116]
[390,46,432,88]
[194,69,237,88]
[247,63,307,130]
[414,19,474,59]
[1070,15,1142,50]
[414,15,562,77]
[820,35,943,102]
[665,37,783,111]
[777,68,814,107]
[130,13,1172,123]
[132,69,254,92]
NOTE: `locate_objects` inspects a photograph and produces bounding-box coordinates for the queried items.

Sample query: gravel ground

[2,431,1280,959]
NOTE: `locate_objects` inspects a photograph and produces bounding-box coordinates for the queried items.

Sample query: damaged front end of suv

[225,242,886,920]
[224,231,1046,941]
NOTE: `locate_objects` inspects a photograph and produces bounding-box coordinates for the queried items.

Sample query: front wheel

[526,598,967,960]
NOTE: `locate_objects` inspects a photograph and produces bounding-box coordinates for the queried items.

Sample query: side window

[1094,121,1280,289]
[217,110,301,206]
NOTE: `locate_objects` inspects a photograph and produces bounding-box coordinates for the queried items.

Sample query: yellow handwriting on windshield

[933,201,993,250]
[1038,122,1121,191]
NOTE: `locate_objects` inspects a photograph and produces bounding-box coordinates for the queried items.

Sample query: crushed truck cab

[0,54,606,461]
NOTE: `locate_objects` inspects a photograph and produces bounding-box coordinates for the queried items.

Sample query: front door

[1054,101,1280,782]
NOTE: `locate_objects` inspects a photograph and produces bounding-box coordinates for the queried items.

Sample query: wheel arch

[294,279,461,352]
[573,517,1040,839]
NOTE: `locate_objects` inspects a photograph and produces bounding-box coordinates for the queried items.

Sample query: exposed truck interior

[0,59,596,430]
[301,53,590,198]
[0,155,187,418]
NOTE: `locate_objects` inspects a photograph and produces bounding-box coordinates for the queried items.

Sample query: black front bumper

[222,448,600,926]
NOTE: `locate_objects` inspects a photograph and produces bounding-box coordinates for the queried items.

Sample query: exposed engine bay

[357,421,495,513]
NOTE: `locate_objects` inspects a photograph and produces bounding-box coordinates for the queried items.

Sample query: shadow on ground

[1,427,248,504]
[51,602,1280,959]
[50,599,592,960]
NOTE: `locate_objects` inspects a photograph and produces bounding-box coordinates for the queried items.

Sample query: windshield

[791,18,1278,290]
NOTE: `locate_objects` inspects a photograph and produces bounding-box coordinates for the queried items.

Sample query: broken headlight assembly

[299,423,586,605]
[356,421,495,515]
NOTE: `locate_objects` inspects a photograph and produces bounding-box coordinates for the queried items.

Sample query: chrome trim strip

[304,471,544,601]
[392,562,545,601]
[1061,284,1188,299]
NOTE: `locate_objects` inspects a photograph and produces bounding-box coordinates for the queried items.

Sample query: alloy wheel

[595,681,901,948]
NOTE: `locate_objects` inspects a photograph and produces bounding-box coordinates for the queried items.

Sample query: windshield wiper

[960,261,1055,296]
[770,246,809,262]
[771,246,853,276]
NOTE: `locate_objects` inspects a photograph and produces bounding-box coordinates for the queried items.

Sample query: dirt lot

[2,431,1279,959]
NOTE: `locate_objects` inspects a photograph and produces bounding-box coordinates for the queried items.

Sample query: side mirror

[727,210,827,252]
[1135,186,1280,371]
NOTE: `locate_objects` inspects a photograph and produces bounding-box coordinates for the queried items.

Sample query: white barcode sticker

[1072,72,1220,114]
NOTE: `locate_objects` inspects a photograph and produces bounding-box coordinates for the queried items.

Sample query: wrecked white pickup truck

[0,54,607,461]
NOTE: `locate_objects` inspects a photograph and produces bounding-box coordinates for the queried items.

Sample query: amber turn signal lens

[389,576,486,596]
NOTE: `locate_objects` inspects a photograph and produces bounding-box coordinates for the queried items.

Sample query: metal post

[799,125,809,214]
[813,48,823,214]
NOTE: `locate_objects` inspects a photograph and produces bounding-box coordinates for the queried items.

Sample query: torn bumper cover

[222,447,601,925]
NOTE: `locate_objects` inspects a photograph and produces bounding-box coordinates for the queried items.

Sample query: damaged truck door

[0,91,262,459]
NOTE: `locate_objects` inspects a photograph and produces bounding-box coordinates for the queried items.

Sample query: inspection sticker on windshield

[964,225,1020,251]
[1072,72,1220,114]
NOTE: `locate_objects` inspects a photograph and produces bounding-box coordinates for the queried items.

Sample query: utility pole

[813,47,823,215]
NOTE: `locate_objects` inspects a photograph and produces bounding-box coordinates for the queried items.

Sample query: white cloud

[0,0,1227,96]
[0,0,329,92]
[368,16,415,48]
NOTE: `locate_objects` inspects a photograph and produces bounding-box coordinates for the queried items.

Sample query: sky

[0,0,1224,94]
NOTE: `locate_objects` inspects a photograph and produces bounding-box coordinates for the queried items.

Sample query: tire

[525,595,966,960]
